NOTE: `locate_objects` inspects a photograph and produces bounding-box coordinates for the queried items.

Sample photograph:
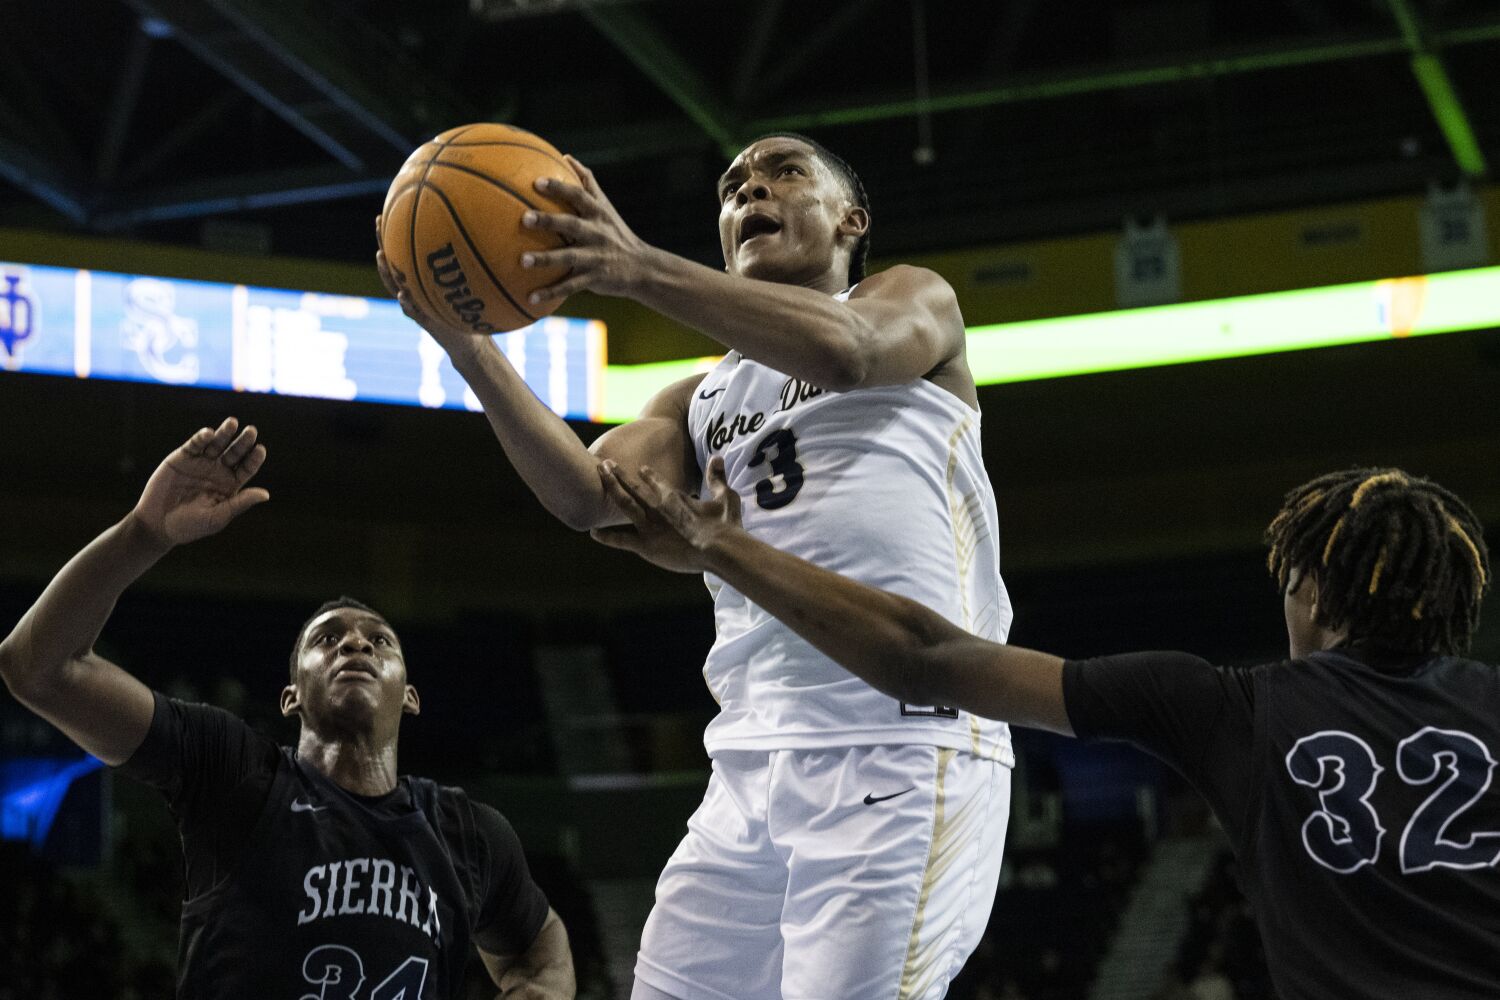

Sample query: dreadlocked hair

[748,132,871,285]
[1265,468,1491,656]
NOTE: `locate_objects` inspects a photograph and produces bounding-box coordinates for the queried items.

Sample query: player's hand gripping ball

[378,123,580,334]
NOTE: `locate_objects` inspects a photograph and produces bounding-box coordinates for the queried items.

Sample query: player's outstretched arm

[375,239,699,532]
[521,159,966,393]
[0,418,269,765]
[593,460,1073,735]
[479,907,575,999]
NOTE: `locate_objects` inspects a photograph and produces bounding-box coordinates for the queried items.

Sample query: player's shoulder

[157,692,280,755]
[852,263,955,300]
[426,782,514,834]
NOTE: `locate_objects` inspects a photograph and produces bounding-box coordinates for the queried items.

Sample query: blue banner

[0,261,606,421]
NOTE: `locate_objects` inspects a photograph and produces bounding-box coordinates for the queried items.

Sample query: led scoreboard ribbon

[0,260,607,421]
[3,258,1497,424]
[592,265,1500,422]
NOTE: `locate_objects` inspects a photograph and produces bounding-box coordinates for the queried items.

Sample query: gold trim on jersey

[943,416,990,757]
[900,747,987,998]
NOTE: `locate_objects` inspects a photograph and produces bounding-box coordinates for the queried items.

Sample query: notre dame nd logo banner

[0,273,37,360]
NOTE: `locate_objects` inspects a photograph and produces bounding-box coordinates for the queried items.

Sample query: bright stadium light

[593,265,1500,423]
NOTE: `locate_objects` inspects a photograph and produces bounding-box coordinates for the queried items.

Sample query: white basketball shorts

[632,743,1011,1000]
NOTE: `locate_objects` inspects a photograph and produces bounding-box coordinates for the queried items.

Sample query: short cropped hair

[288,596,391,680]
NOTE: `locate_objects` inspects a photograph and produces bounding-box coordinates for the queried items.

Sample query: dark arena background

[2,1,1499,998]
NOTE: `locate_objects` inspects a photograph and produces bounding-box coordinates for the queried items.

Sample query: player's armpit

[478,907,576,999]
[840,265,967,391]
[586,374,703,527]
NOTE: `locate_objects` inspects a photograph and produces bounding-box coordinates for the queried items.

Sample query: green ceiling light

[1410,53,1489,178]
[1384,0,1489,179]
[596,266,1500,423]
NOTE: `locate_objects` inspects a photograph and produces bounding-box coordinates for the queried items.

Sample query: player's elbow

[817,346,869,393]
[547,487,610,533]
[555,502,602,533]
[0,639,21,691]
[0,639,43,705]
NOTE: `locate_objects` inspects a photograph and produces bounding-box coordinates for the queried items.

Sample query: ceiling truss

[1,1,1496,235]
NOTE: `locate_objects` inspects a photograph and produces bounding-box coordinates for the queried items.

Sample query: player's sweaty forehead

[716,138,823,195]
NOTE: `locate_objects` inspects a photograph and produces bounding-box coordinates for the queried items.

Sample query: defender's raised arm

[0,418,269,764]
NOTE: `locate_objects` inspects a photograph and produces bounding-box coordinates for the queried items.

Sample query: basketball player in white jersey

[377,133,1013,999]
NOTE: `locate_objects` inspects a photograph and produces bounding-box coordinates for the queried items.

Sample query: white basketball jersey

[687,301,1014,764]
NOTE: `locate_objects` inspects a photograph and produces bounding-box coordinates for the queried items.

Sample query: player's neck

[296,727,400,796]
[748,261,849,296]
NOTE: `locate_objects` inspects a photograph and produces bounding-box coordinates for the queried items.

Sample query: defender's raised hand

[520,155,654,304]
[591,457,742,573]
[130,418,269,547]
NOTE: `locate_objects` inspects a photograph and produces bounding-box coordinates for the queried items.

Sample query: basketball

[380,123,579,335]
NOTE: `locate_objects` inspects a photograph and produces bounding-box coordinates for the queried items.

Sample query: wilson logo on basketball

[425,243,495,334]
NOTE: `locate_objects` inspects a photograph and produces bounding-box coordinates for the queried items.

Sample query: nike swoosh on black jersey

[290,799,328,813]
[863,788,916,805]
[698,387,726,399]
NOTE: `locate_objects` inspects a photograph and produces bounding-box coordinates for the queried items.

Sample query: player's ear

[402,684,421,717]
[838,204,869,240]
[280,683,301,718]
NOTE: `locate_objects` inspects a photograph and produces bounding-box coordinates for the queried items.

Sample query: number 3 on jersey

[749,427,804,510]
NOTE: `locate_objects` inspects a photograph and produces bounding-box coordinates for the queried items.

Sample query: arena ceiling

[2,0,1498,266]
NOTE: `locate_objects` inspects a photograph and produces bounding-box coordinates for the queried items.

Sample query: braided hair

[1265,468,1491,656]
[746,132,871,285]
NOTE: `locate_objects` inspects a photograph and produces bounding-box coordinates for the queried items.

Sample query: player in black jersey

[0,418,575,1000]
[591,459,1495,1000]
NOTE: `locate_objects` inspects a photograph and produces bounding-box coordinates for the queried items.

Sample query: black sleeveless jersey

[118,693,549,1000]
[1065,646,1500,1000]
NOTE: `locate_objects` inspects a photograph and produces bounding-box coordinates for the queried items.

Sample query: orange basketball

[380,123,578,334]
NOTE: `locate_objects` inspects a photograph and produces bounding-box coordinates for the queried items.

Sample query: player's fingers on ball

[395,291,426,322]
[520,247,576,270]
[375,251,398,291]
[564,154,595,186]
[521,209,571,233]
[536,175,593,214]
[221,423,259,466]
[528,274,589,305]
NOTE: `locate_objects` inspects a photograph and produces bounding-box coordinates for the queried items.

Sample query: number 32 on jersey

[1286,726,1500,875]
